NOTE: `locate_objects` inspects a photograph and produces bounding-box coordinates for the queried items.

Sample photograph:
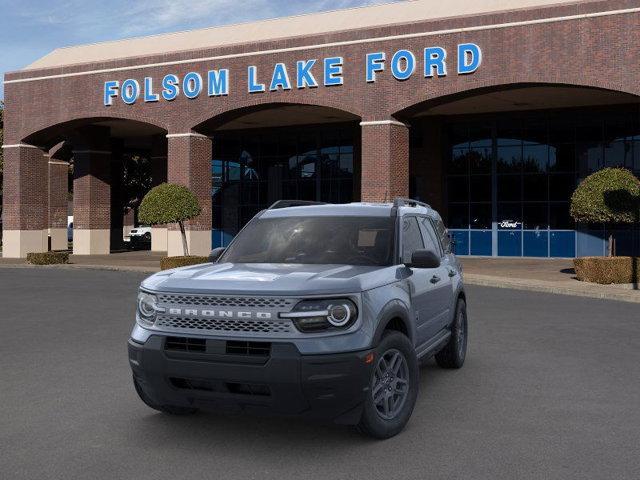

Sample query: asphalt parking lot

[1,268,639,480]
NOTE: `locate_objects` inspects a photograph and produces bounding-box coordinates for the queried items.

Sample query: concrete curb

[464,273,640,304]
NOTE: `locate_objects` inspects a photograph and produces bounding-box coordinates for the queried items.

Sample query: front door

[401,216,447,347]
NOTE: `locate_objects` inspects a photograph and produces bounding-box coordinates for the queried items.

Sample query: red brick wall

[5,0,640,146]
[2,146,48,230]
[361,123,410,202]
[48,161,68,229]
[167,135,212,231]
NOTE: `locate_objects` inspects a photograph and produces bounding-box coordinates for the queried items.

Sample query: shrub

[570,168,640,224]
[27,251,70,265]
[139,183,202,256]
[160,256,209,270]
[574,256,640,284]
[570,168,640,256]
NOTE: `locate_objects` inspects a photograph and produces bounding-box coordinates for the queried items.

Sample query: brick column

[150,134,168,252]
[72,127,112,255]
[48,158,69,251]
[360,120,409,202]
[166,133,212,256]
[1,144,49,258]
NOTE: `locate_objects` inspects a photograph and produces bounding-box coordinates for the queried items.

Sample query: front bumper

[128,335,373,424]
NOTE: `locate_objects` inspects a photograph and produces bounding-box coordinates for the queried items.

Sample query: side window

[418,217,442,256]
[401,217,425,264]
[434,218,451,254]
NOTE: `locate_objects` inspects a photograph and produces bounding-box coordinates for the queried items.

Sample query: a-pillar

[1,143,49,258]
[150,134,168,252]
[360,120,410,202]
[166,132,212,257]
[48,144,69,251]
[72,127,112,255]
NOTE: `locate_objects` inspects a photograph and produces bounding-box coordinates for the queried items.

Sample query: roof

[25,0,587,70]
[260,201,437,218]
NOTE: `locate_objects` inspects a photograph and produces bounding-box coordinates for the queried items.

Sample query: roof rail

[392,197,431,209]
[268,200,327,210]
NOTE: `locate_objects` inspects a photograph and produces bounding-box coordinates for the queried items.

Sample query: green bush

[570,168,640,224]
[139,183,202,256]
[160,256,209,270]
[27,251,70,265]
[574,256,640,284]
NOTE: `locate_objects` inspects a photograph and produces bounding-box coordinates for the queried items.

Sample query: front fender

[371,298,414,347]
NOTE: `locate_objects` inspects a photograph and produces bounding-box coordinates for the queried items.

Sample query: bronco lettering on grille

[167,308,272,319]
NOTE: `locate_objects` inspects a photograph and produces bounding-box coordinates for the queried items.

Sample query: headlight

[137,291,159,326]
[281,298,358,332]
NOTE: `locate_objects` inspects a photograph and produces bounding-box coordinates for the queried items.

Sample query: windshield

[221,216,395,266]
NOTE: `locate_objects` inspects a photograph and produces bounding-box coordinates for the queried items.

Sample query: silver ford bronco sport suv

[128,198,467,439]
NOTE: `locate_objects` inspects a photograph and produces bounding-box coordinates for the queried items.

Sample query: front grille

[226,341,271,356]
[155,316,292,334]
[157,294,295,309]
[164,336,206,352]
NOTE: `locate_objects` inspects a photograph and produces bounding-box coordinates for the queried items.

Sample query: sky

[0,0,400,100]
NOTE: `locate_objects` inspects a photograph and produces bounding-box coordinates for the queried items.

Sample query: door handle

[430,275,441,284]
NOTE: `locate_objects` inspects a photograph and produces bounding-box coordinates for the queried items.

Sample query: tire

[357,331,419,439]
[133,376,198,415]
[435,299,468,369]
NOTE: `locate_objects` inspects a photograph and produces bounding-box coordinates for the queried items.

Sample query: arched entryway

[194,103,361,247]
[397,84,640,258]
[3,117,167,257]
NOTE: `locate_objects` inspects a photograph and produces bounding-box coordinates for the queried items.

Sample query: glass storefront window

[448,204,469,229]
[497,175,521,201]
[497,203,521,229]
[549,144,575,172]
[523,204,548,229]
[470,203,492,229]
[445,105,640,257]
[450,148,469,174]
[523,175,547,202]
[497,145,522,173]
[470,147,492,173]
[470,175,492,202]
[447,176,469,203]
[523,144,548,173]
[549,202,573,229]
[604,141,632,168]
[211,124,358,246]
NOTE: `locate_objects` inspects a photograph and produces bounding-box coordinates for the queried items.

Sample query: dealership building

[3,0,640,258]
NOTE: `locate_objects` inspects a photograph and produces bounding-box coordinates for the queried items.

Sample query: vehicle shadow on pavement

[126,362,449,447]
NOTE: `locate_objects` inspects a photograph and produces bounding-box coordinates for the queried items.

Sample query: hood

[142,262,399,295]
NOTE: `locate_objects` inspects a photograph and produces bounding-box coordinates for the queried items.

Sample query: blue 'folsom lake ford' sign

[103,43,481,106]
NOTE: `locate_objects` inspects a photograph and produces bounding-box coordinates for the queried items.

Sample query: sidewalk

[1,251,639,303]
[461,257,640,303]
[0,250,162,273]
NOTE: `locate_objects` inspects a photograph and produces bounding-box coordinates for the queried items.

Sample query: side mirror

[407,249,441,269]
[208,247,226,263]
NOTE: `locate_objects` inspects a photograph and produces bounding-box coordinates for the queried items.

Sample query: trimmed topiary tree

[138,183,202,256]
[570,168,640,256]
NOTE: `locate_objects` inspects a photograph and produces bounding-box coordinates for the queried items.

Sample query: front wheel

[357,331,419,439]
[435,298,468,369]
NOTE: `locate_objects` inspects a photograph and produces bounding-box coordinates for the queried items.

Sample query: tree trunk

[178,221,189,256]
[608,234,613,257]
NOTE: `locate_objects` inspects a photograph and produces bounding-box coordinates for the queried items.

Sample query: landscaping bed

[574,256,640,284]
[160,256,209,270]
